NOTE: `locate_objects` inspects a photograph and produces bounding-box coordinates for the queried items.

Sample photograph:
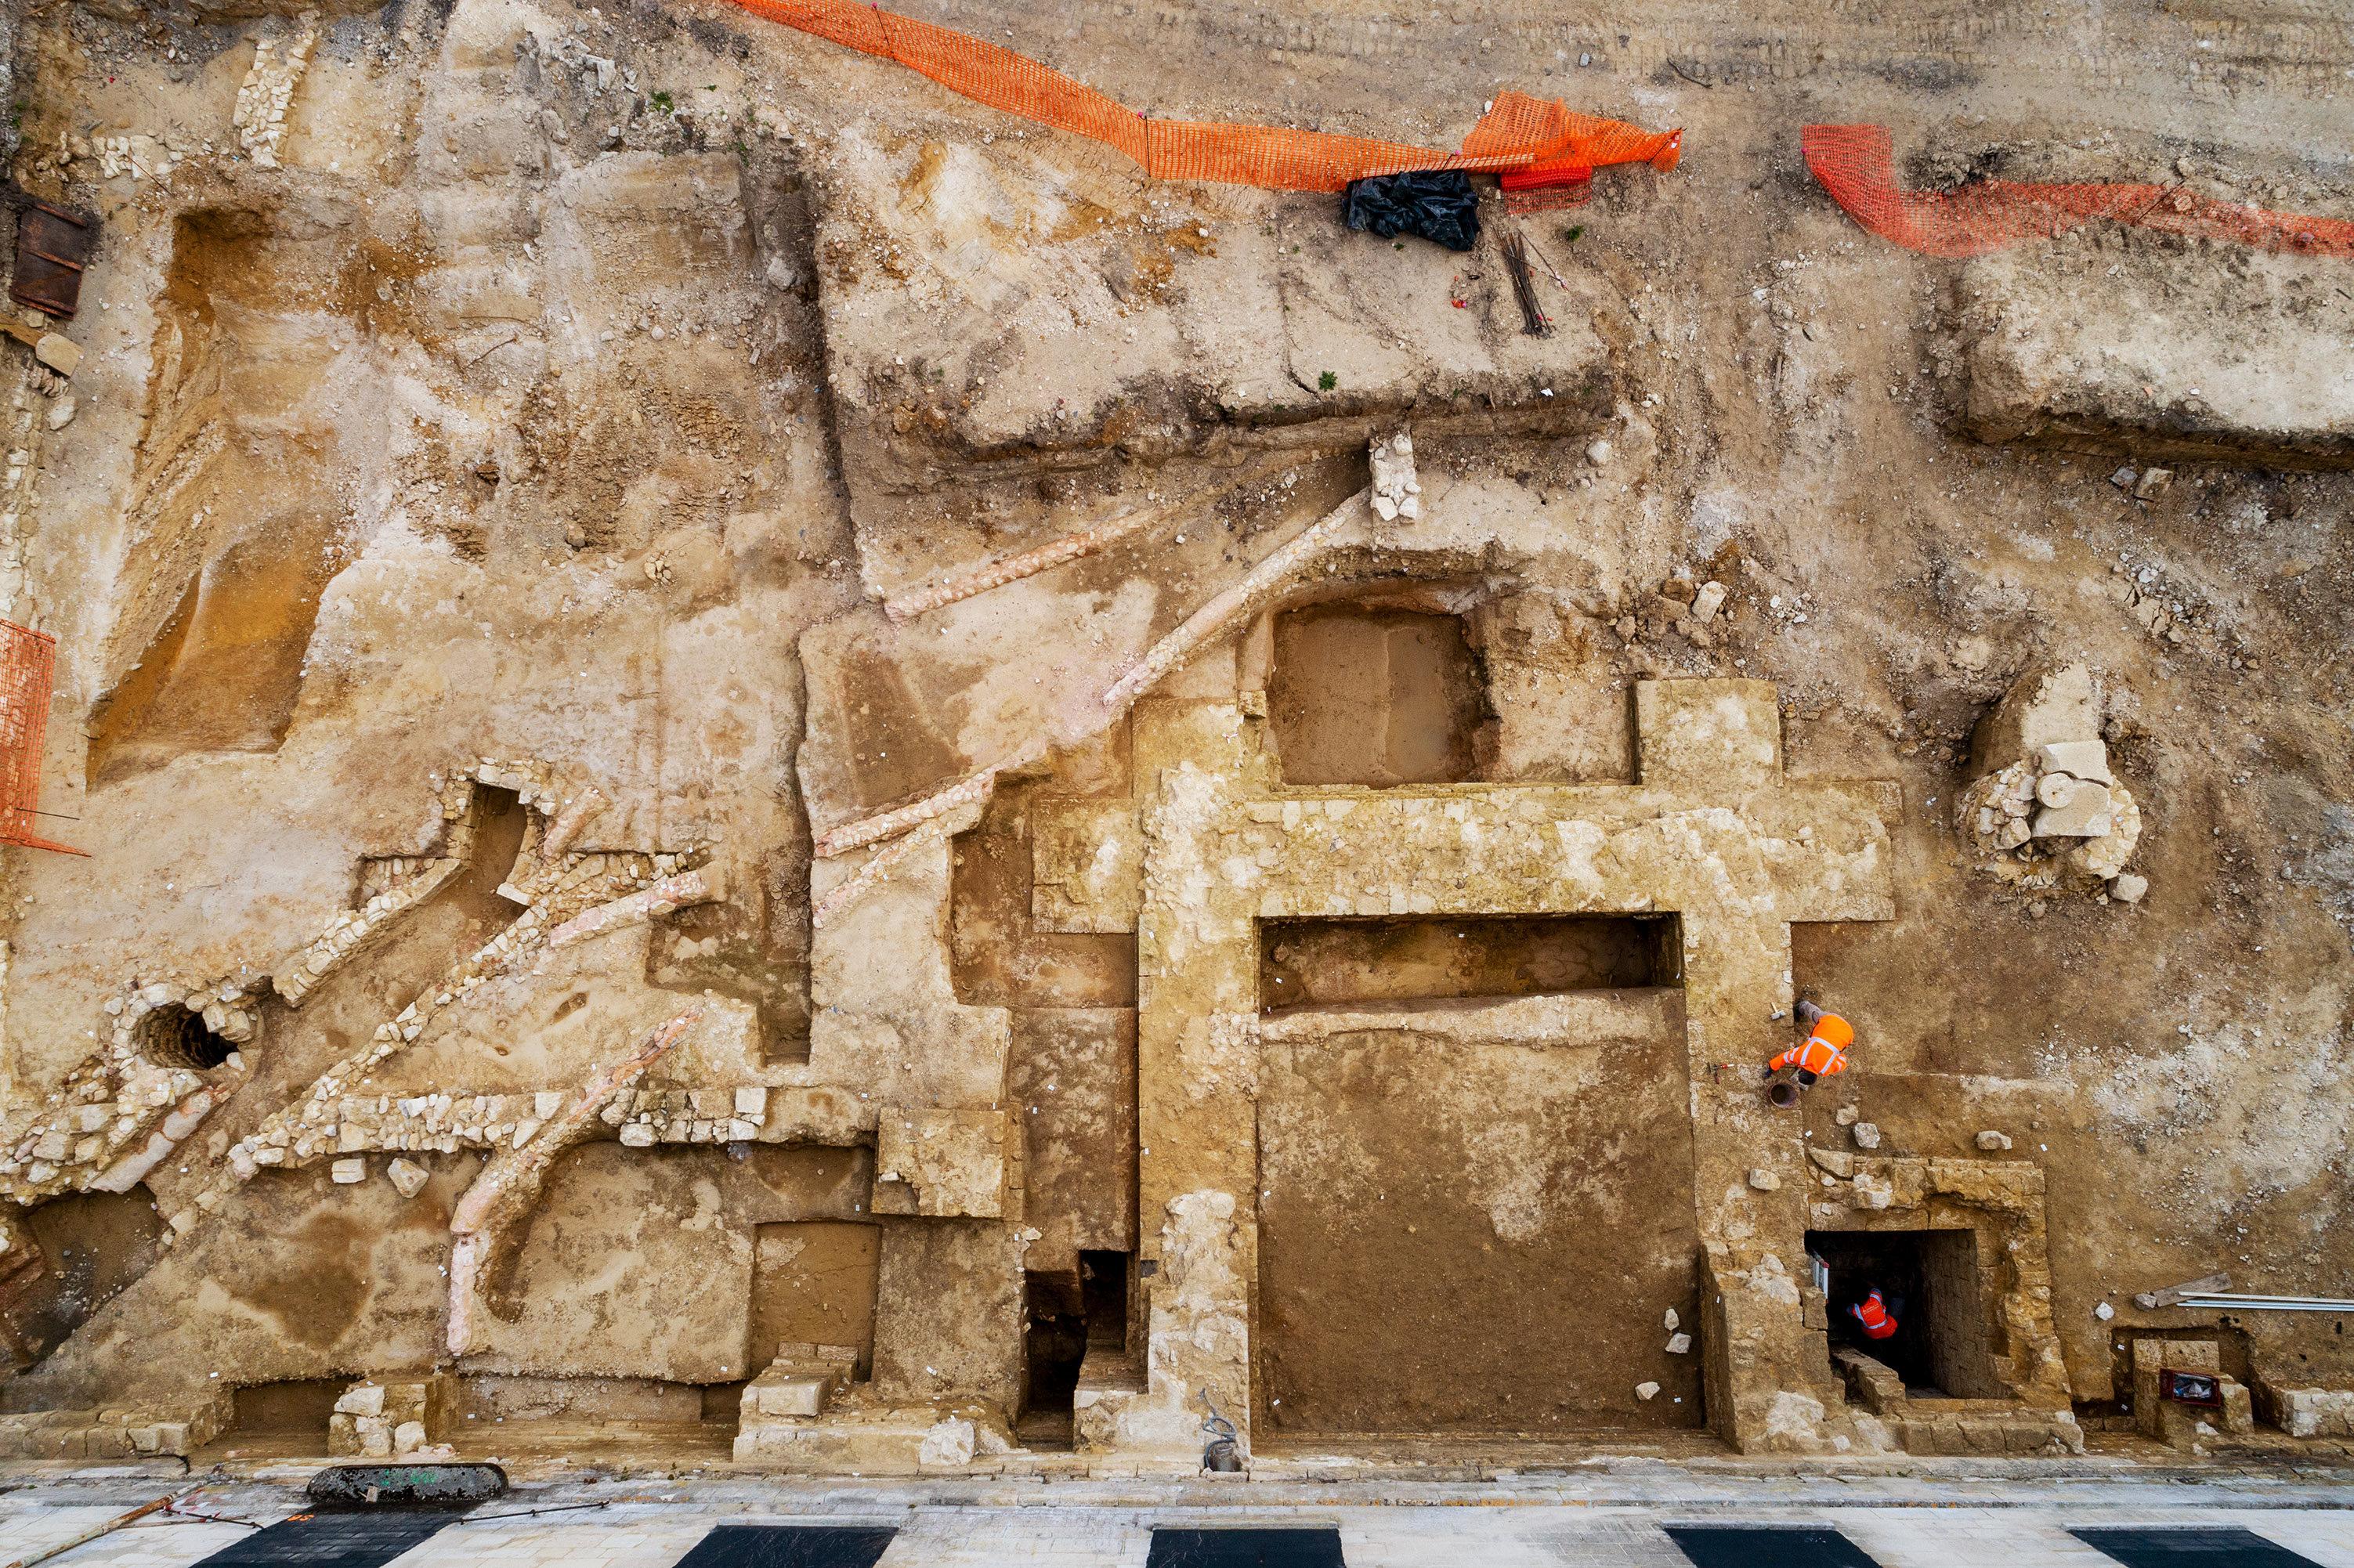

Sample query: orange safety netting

[723,0,1680,192]
[0,620,81,856]
[1804,124,2354,262]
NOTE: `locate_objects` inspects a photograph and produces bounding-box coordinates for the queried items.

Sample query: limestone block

[754,1375,836,1418]
[331,1158,367,1183]
[334,1382,387,1418]
[1959,247,2354,468]
[2038,740,2114,785]
[873,1107,1008,1218]
[2111,873,2149,904]
[2221,1377,2254,1435]
[1748,1169,1780,1191]
[2033,778,2114,838]
[1971,663,2096,775]
[1976,1131,2012,1151]
[918,1415,976,1467]
[390,1148,432,1196]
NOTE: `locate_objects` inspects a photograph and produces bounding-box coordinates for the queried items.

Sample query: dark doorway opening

[1020,1270,1088,1446]
[1020,1250,1134,1447]
[1808,1228,1997,1398]
[1082,1248,1129,1356]
[1260,913,1679,1012]
[232,1378,345,1439]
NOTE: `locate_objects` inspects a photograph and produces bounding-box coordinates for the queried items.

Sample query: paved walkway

[6,1472,2354,1567]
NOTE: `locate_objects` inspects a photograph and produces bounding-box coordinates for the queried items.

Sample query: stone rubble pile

[330,1376,451,1458]
[1954,663,2144,900]
[1368,432,1420,521]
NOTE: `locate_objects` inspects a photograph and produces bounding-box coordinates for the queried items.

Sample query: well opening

[135,1002,235,1071]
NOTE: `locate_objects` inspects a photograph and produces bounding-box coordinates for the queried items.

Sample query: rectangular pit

[1256,987,1698,1436]
[1260,914,1679,1012]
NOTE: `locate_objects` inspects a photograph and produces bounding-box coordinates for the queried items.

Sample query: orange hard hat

[1810,1013,1856,1049]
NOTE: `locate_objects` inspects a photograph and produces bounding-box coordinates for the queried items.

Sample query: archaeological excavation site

[0,0,2347,1494]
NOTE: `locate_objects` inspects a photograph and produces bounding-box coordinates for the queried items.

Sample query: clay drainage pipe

[1,1488,210,1568]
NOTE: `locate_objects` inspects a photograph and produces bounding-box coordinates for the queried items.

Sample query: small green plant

[1565,224,1585,243]
[1393,241,1405,250]
[651,89,675,114]
[1317,370,1337,392]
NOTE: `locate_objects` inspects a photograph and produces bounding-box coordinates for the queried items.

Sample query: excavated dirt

[0,0,2348,1479]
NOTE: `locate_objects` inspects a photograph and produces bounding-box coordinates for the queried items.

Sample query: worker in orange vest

[1768,1000,1854,1086]
[1850,1287,1901,1339]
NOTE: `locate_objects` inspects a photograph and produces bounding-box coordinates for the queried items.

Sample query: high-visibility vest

[1770,1013,1853,1076]
[1850,1289,1898,1339]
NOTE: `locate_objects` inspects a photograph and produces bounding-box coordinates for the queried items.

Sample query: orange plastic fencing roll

[723,0,1679,193]
[1804,124,2354,262]
[0,620,82,856]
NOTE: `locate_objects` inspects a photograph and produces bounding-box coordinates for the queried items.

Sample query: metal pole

[0,1489,193,1568]
[2175,1294,2354,1313]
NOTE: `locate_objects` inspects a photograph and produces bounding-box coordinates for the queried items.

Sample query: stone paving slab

[15,1477,2354,1568]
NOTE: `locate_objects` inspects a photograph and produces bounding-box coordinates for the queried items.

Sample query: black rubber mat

[1665,1525,1884,1568]
[193,1508,462,1566]
[669,1524,900,1568]
[2073,1528,2325,1568]
[1148,1527,1348,1568]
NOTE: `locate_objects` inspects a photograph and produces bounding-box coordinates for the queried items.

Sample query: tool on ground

[1499,228,1549,335]
[720,0,1679,193]
[1,1487,204,1568]
[2163,1292,2354,1313]
[1199,1386,1242,1472]
[2135,1272,2231,1310]
[0,318,81,378]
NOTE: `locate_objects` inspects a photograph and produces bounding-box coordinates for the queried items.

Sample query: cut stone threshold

[1835,1348,2084,1457]
[733,1352,1018,1473]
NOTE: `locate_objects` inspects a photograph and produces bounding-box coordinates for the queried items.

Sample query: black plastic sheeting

[1665,1525,1885,1568]
[1341,171,1481,251]
[193,1509,463,1568]
[1148,1528,1348,1567]
[2074,1528,2325,1568]
[670,1524,900,1567]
